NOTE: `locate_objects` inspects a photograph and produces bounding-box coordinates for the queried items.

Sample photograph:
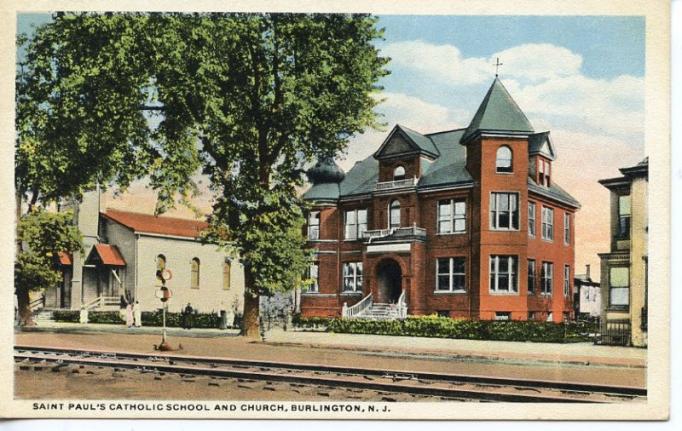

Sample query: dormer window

[496,146,513,173]
[538,158,551,187]
[393,165,406,181]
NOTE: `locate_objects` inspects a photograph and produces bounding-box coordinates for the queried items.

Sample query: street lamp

[154,269,177,351]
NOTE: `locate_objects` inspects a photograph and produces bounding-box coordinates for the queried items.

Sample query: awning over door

[86,244,126,267]
[57,251,73,266]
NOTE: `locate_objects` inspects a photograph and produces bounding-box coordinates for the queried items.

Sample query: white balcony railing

[375,176,418,191]
[361,224,427,242]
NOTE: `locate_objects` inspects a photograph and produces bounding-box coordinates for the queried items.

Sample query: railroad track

[14,345,646,403]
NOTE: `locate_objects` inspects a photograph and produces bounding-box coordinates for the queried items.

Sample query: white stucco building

[44,189,245,315]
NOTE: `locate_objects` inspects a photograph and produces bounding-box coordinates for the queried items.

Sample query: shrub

[51,309,226,329]
[292,314,332,329]
[324,315,592,343]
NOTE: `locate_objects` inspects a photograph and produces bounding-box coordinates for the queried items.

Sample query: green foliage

[51,309,231,328]
[316,316,592,343]
[291,314,331,329]
[15,210,83,293]
[18,13,388,305]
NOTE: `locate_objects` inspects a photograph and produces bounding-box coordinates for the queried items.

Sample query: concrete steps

[357,303,400,320]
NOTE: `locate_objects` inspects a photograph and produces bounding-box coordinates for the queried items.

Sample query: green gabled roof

[338,157,379,197]
[419,129,473,187]
[461,77,534,144]
[374,125,440,159]
[528,131,556,160]
[398,125,440,157]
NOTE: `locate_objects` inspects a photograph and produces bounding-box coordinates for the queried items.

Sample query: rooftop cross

[493,57,503,77]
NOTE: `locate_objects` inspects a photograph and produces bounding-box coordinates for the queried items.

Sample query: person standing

[125,302,134,328]
[133,301,142,327]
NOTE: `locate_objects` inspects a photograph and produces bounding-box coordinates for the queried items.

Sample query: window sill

[435,232,467,236]
[608,305,630,312]
[488,291,520,296]
[541,238,554,243]
[433,290,467,295]
[490,228,520,232]
[341,291,363,296]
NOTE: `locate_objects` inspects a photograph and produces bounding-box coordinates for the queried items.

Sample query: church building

[44,189,245,316]
[301,78,580,322]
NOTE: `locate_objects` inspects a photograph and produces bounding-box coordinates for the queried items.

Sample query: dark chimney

[585,264,591,279]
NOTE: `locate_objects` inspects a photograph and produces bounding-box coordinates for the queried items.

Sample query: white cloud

[382,40,644,141]
[381,40,490,86]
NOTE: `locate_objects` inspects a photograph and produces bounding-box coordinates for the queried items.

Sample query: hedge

[51,309,236,329]
[293,315,593,343]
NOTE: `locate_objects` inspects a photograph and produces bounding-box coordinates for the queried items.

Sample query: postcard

[0,0,671,421]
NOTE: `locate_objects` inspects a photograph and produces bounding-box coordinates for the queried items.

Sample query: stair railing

[83,295,102,311]
[342,293,372,319]
[397,289,408,319]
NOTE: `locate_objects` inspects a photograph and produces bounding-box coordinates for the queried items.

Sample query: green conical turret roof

[460,77,534,144]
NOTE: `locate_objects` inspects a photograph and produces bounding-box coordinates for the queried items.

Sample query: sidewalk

[17,321,646,369]
[18,321,240,338]
[268,329,646,369]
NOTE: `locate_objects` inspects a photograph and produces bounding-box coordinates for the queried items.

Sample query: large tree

[17,13,388,335]
[15,210,83,325]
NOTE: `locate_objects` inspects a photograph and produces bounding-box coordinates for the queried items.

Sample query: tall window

[527,259,536,294]
[307,262,319,293]
[393,165,406,181]
[223,259,231,290]
[564,265,571,297]
[389,200,401,229]
[438,200,466,234]
[538,158,551,186]
[563,213,571,244]
[436,257,466,292]
[489,255,518,293]
[618,195,631,239]
[344,209,367,240]
[490,192,519,230]
[307,211,320,240]
[190,258,200,289]
[541,262,553,295]
[541,207,554,240]
[528,203,536,237]
[342,262,363,292]
[609,266,630,308]
[496,146,513,173]
[156,254,166,282]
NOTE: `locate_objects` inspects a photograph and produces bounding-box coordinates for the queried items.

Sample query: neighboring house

[574,264,601,319]
[598,158,648,347]
[45,189,245,315]
[301,78,580,322]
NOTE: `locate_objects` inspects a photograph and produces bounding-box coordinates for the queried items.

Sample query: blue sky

[17,13,645,273]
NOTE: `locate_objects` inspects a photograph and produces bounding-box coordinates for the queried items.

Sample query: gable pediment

[374,125,438,160]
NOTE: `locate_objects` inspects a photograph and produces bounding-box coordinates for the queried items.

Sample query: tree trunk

[241,268,260,338]
[16,285,34,326]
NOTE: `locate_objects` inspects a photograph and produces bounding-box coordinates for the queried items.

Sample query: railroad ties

[14,345,647,403]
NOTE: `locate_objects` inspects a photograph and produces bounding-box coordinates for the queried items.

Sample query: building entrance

[376,259,402,303]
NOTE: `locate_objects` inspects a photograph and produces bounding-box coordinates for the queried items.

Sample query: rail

[375,176,418,191]
[342,292,372,319]
[397,289,408,319]
[82,295,120,311]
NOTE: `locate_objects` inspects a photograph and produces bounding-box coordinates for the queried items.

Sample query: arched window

[223,259,231,290]
[496,146,513,173]
[389,200,401,229]
[190,258,200,289]
[393,165,406,181]
[156,255,166,282]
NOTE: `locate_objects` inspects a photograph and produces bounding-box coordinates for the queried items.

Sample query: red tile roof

[92,244,127,267]
[102,209,208,239]
[57,251,72,266]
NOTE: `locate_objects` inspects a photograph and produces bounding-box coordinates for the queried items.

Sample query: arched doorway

[376,259,402,304]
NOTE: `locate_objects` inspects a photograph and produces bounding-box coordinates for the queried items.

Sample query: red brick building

[301,78,580,322]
